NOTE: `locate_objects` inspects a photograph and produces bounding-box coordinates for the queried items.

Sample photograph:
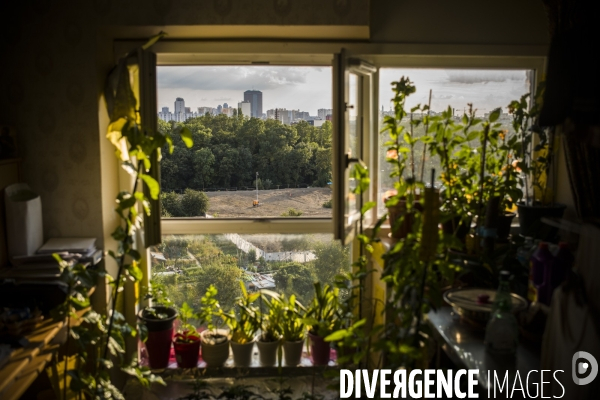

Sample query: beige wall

[0,0,557,253]
[371,0,550,45]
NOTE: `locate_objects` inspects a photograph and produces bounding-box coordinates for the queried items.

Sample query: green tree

[191,147,215,190]
[313,240,349,285]
[180,188,209,216]
[274,262,316,304]
[160,191,182,217]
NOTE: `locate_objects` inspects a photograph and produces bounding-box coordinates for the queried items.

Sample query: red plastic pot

[138,306,177,369]
[173,333,201,368]
[146,328,174,369]
[308,332,330,366]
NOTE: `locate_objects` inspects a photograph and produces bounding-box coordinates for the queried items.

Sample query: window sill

[141,346,340,379]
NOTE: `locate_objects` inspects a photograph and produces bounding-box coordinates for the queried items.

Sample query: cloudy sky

[157,66,332,115]
[157,66,531,117]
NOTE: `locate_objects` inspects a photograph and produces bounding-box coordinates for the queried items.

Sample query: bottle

[485,271,519,355]
[516,237,534,266]
[549,242,574,302]
[529,242,554,304]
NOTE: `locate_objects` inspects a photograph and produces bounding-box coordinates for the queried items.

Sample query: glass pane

[157,66,333,219]
[346,73,360,223]
[377,68,533,216]
[150,234,349,311]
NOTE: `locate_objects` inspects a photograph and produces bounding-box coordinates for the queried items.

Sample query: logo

[572,351,598,386]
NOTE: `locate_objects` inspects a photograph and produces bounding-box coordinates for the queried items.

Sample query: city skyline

[157,66,332,116]
[157,66,531,119]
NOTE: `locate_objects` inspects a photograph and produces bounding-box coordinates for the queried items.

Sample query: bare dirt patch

[205,187,332,218]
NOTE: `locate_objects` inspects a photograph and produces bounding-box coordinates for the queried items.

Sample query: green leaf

[177,126,193,148]
[489,108,501,123]
[361,201,376,215]
[139,173,159,200]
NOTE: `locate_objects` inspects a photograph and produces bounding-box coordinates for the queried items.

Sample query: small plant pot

[256,339,280,367]
[517,202,566,240]
[283,339,304,366]
[497,212,516,242]
[173,338,200,368]
[200,329,230,367]
[230,340,255,367]
[138,306,177,369]
[308,332,330,366]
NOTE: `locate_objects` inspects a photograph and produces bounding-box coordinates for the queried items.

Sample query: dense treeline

[159,114,333,191]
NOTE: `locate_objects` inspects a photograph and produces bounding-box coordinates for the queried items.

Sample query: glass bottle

[485,271,519,355]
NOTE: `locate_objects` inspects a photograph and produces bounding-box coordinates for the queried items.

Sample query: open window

[333,50,377,245]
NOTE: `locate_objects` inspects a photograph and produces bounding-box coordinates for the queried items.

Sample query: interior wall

[371,0,550,45]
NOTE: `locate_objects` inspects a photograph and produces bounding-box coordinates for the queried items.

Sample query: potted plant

[302,282,340,366]
[510,85,566,239]
[197,285,230,367]
[173,302,201,368]
[256,290,283,367]
[223,282,261,367]
[138,282,178,369]
[280,294,307,366]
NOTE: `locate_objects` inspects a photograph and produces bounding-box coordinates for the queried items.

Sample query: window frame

[116,38,546,283]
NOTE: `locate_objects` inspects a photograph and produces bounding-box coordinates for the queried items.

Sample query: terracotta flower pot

[173,335,200,368]
[138,306,177,369]
[200,329,229,367]
[283,339,304,366]
[308,332,330,366]
[230,340,255,367]
[256,338,280,367]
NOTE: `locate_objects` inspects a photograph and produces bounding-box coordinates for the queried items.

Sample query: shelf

[0,319,64,399]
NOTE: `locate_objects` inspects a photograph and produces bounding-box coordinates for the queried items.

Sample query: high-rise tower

[243,90,263,118]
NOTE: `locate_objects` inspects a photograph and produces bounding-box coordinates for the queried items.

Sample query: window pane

[157,66,333,219]
[346,73,360,221]
[377,68,533,216]
[150,234,349,312]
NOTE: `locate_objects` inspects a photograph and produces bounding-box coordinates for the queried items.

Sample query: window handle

[345,153,365,169]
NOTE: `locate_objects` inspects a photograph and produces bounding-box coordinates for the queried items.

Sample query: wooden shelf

[0,319,64,399]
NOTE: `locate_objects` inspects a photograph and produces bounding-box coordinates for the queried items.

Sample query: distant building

[198,106,214,116]
[318,108,333,120]
[217,104,222,114]
[244,90,263,118]
[238,101,251,118]
[223,102,229,109]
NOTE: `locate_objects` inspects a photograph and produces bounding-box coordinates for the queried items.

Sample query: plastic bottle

[549,242,574,302]
[485,271,519,354]
[530,242,554,305]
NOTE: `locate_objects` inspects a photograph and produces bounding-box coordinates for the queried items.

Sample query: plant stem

[410,113,415,180]
[477,124,489,230]
[98,161,143,388]
[420,89,432,182]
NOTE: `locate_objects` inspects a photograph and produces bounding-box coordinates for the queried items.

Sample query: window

[122,39,544,319]
[153,63,350,310]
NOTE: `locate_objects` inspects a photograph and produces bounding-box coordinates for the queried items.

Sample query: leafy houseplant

[138,282,178,369]
[223,282,261,367]
[279,294,307,366]
[303,282,340,366]
[173,302,200,368]
[509,86,566,239]
[256,290,283,367]
[197,284,230,367]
